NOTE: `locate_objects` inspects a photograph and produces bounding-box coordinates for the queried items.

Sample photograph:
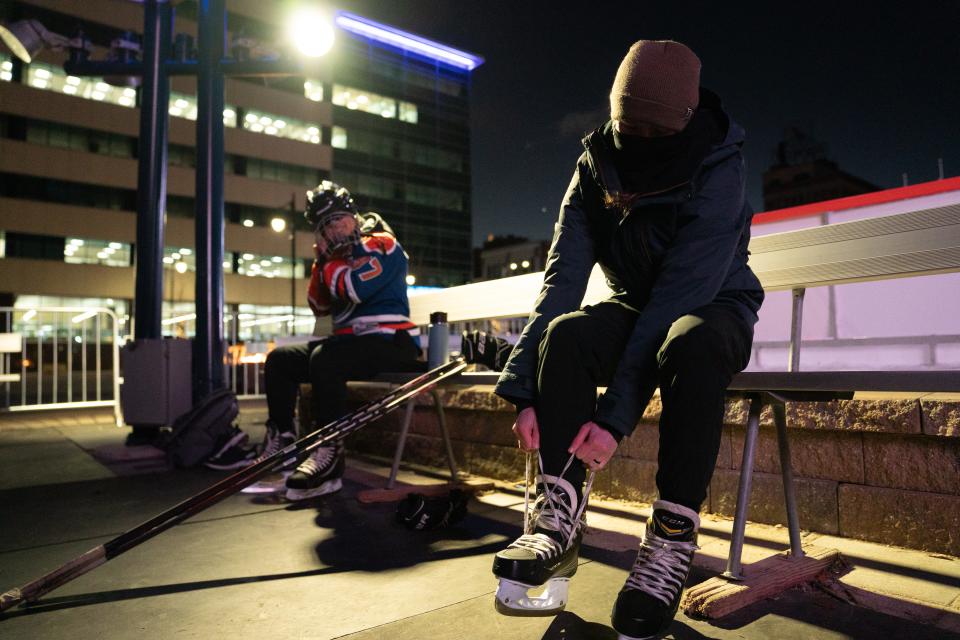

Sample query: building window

[25,62,136,108]
[1,53,12,82]
[169,91,237,127]
[242,109,321,144]
[304,78,324,102]
[332,84,417,123]
[331,126,347,149]
[236,252,304,279]
[399,101,418,124]
[64,237,131,267]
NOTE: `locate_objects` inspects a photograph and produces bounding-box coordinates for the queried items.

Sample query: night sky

[335,1,960,246]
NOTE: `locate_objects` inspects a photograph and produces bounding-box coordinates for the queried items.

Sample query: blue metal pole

[194,0,226,399]
[132,0,171,341]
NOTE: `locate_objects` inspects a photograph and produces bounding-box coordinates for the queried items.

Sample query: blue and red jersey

[307,231,419,337]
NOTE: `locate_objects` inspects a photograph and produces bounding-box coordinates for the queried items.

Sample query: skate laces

[253,426,289,463]
[624,526,699,605]
[298,444,339,476]
[510,452,595,559]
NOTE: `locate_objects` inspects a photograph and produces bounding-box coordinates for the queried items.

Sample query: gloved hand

[460,330,513,371]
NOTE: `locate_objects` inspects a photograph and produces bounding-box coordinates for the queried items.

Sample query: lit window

[399,101,418,124]
[64,237,131,267]
[304,78,324,102]
[332,84,416,124]
[1,53,13,82]
[25,62,136,109]
[243,108,321,144]
[162,247,197,272]
[331,126,347,149]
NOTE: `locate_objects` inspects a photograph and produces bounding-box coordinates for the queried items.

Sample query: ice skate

[241,421,298,494]
[203,427,255,470]
[611,500,700,640]
[492,454,594,616]
[285,441,345,500]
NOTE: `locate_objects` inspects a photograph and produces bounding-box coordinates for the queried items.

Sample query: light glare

[289,9,335,57]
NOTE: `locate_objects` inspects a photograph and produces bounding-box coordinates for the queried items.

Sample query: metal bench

[395,202,960,584]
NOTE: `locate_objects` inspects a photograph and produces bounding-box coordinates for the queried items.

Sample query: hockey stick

[0,358,468,613]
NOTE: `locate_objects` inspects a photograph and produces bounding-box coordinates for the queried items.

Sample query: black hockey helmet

[305,181,361,259]
[304,180,357,227]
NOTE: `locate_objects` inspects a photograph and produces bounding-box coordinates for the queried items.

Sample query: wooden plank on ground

[681,545,841,619]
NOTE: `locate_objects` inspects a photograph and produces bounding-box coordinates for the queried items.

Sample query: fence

[0,307,121,425]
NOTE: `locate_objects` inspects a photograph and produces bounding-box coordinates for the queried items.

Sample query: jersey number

[358,257,383,282]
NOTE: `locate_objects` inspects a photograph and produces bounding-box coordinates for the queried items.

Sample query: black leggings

[264,333,421,435]
[535,300,754,511]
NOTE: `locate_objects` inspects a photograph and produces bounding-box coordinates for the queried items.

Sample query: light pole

[270,193,298,336]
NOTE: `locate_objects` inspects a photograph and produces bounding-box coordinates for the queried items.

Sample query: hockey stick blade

[0,358,467,613]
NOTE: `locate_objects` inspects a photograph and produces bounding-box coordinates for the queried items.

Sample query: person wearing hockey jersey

[206,182,420,501]
[490,41,763,639]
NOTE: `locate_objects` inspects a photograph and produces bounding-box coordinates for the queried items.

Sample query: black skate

[203,427,255,470]
[611,500,700,640]
[285,441,345,501]
[240,421,298,494]
[492,455,594,616]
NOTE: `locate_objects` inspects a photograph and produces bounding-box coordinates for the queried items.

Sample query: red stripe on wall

[753,176,960,225]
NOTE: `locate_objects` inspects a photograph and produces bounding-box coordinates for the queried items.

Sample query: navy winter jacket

[494,91,764,439]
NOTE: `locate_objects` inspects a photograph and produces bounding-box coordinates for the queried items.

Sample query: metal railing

[0,307,122,426]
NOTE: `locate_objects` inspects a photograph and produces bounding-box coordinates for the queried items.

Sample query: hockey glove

[395,489,470,531]
[460,330,512,371]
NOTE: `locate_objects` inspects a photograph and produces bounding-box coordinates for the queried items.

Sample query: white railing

[0,307,122,425]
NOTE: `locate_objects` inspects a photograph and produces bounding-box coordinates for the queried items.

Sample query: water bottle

[427,311,449,369]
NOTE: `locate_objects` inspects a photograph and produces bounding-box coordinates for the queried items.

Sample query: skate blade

[285,478,343,501]
[241,471,293,494]
[494,577,569,617]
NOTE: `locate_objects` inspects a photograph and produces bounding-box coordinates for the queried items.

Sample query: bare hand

[512,406,540,452]
[569,421,617,471]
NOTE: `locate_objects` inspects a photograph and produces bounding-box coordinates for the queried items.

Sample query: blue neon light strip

[334,11,484,71]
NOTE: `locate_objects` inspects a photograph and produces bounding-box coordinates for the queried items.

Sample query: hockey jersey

[307,231,419,337]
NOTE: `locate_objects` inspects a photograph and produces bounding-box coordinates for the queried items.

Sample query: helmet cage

[313,211,361,260]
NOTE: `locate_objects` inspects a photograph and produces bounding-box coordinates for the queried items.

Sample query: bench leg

[431,388,459,483]
[386,399,417,490]
[773,402,804,558]
[724,395,763,581]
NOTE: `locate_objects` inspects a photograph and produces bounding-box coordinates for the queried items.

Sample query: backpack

[161,388,239,468]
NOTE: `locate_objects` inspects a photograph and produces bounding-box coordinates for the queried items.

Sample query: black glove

[395,489,470,531]
[460,330,512,371]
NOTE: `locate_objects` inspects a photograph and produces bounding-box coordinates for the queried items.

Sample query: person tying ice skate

[491,40,764,639]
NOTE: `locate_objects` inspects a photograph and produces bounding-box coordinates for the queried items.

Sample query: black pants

[264,333,421,435]
[536,300,754,511]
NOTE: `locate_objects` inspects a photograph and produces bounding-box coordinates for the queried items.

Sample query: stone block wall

[321,383,960,556]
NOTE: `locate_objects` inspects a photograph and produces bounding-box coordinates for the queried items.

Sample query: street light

[273,194,298,335]
[287,8,335,58]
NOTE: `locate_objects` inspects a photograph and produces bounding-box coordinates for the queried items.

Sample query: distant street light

[174,261,188,274]
[270,217,287,233]
[405,274,416,286]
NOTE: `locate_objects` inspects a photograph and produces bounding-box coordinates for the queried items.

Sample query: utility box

[120,338,193,426]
